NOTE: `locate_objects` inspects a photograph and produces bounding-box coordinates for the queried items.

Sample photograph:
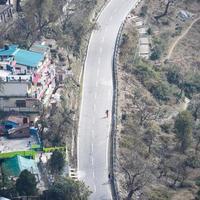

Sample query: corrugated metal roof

[0,45,45,68]
[14,49,44,68]
[0,45,18,57]
[30,44,49,54]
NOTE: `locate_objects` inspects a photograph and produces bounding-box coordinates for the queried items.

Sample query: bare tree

[165,155,187,187]
[143,123,159,154]
[154,0,174,21]
[188,94,200,121]
[130,90,165,126]
[120,153,152,200]
[193,124,200,155]
[157,143,171,179]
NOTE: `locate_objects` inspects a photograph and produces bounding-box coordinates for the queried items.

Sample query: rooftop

[0,45,18,57]
[0,134,38,153]
[0,45,45,68]
[13,49,44,68]
[30,44,49,54]
[0,70,32,82]
[2,155,39,177]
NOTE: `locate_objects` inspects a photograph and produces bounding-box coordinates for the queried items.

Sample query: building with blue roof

[0,45,45,69]
[0,43,55,114]
[0,45,18,58]
[13,49,44,68]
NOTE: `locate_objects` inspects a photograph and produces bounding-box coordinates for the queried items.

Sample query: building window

[16,100,26,107]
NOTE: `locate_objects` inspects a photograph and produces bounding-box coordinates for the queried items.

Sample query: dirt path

[166,16,200,60]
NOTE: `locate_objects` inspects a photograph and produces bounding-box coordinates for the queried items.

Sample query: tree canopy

[49,150,65,174]
[16,170,37,196]
[174,111,193,153]
[43,178,91,200]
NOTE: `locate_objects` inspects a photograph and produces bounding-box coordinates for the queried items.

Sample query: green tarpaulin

[2,155,39,177]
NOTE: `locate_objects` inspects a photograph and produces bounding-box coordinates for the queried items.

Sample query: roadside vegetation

[0,168,91,199]
[0,0,107,162]
[117,0,200,199]
[0,0,107,199]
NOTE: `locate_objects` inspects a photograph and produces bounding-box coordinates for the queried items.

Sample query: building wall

[0,97,41,113]
[0,82,29,97]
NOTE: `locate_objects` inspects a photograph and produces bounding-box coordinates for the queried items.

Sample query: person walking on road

[105,110,109,118]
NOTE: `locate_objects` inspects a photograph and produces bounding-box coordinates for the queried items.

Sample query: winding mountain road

[78,0,139,199]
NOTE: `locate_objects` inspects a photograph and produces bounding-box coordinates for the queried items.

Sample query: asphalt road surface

[78,0,139,199]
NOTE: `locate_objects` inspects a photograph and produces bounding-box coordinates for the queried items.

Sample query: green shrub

[120,33,129,47]
[185,156,200,168]
[166,67,182,85]
[160,122,172,133]
[134,62,157,85]
[150,48,161,60]
[149,81,170,101]
[195,190,200,200]
[195,178,200,187]
[140,5,148,17]
[147,27,152,35]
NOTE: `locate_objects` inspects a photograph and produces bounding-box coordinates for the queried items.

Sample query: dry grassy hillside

[117,0,200,199]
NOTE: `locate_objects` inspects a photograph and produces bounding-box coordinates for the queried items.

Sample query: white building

[0,82,41,113]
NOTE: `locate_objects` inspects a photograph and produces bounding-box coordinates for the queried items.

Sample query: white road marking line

[93,104,96,112]
[102,37,105,43]
[94,93,97,100]
[93,184,97,192]
[95,80,98,87]
[93,170,95,178]
[91,143,94,153]
[91,157,94,166]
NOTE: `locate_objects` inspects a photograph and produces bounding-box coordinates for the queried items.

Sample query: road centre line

[91,143,94,153]
[91,157,94,166]
[93,185,97,192]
